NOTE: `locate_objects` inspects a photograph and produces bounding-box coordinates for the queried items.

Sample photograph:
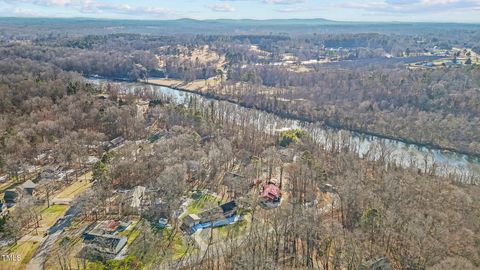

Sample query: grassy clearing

[0,241,40,270]
[146,78,183,87]
[129,224,197,268]
[40,204,69,228]
[42,204,68,214]
[171,234,191,260]
[118,220,142,245]
[215,214,250,240]
[161,228,193,260]
[103,219,142,258]
[180,193,223,219]
[126,230,141,246]
[0,178,14,192]
[146,76,221,93]
[54,173,92,200]
[42,171,91,227]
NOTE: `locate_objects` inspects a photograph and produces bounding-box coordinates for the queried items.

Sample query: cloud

[1,0,177,17]
[80,2,174,16]
[210,3,236,12]
[275,6,323,12]
[263,0,306,4]
[12,7,48,16]
[345,0,480,14]
[221,0,307,4]
[4,0,83,6]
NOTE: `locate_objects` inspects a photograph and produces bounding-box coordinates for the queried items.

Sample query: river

[88,78,480,184]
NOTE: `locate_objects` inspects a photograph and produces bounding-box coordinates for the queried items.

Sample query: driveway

[26,204,80,270]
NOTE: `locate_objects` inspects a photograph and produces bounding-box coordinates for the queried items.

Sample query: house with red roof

[261,182,282,208]
[262,183,281,201]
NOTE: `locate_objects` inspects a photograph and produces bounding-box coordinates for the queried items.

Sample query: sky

[0,0,480,23]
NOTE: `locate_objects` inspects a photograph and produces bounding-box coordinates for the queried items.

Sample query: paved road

[26,230,61,270]
[156,231,247,270]
[48,205,79,235]
[26,204,80,270]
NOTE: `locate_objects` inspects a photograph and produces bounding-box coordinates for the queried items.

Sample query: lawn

[161,228,194,261]
[40,204,69,228]
[0,200,68,269]
[0,240,40,270]
[171,234,191,260]
[42,204,68,214]
[126,230,141,245]
[39,171,91,231]
[0,178,15,192]
[117,220,142,245]
[54,172,92,200]
[0,172,92,270]
[181,193,223,218]
[215,214,250,239]
[129,226,196,268]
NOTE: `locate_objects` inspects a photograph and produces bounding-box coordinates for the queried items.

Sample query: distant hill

[0,17,479,36]
[204,18,336,25]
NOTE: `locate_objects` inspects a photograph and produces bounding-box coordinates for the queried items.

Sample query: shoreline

[98,77,480,161]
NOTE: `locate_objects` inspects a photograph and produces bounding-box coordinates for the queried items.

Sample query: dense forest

[1,28,479,155]
[0,19,480,270]
[1,59,479,270]
[218,65,480,155]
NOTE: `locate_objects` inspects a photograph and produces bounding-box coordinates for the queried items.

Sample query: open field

[54,172,92,201]
[39,204,70,230]
[145,76,222,93]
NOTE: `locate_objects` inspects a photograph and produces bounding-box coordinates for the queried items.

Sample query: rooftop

[21,180,38,189]
[262,183,281,200]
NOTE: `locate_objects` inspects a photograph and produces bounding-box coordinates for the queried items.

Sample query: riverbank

[143,77,221,93]
[87,76,480,180]
[141,79,480,161]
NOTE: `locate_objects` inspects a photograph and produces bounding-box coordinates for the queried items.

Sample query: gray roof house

[84,233,127,255]
[20,180,38,196]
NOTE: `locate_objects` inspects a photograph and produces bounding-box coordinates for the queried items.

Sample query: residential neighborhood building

[260,182,282,208]
[3,189,18,207]
[20,180,38,196]
[81,220,131,258]
[106,136,125,150]
[181,200,240,234]
[361,257,391,270]
[83,233,128,258]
